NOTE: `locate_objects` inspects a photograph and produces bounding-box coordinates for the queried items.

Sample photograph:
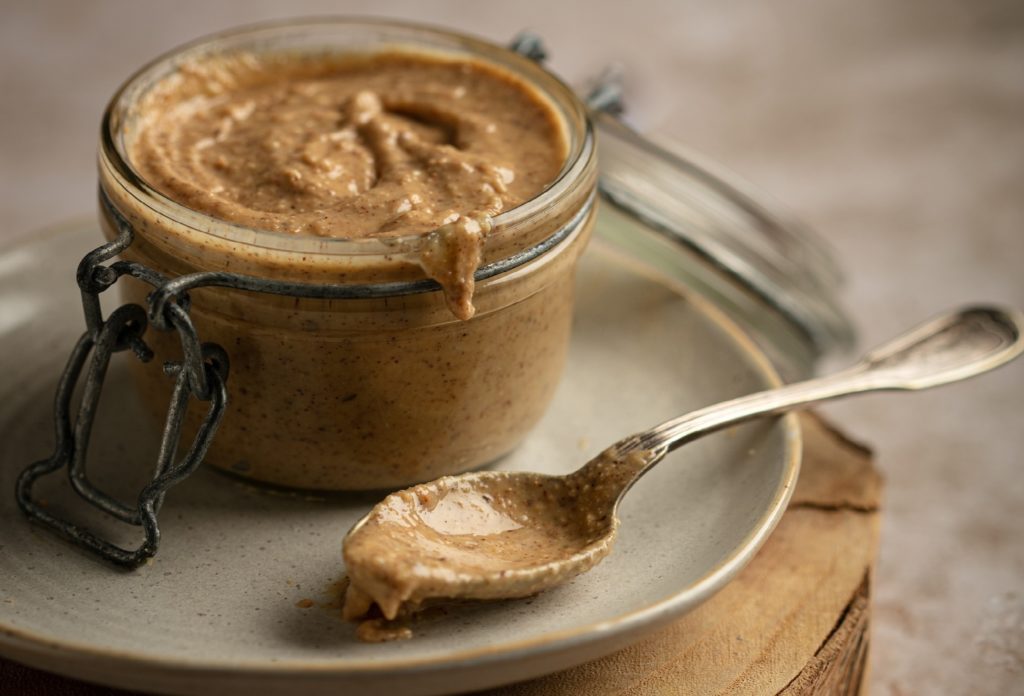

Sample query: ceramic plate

[0,220,800,695]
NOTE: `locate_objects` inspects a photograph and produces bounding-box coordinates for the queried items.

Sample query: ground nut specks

[342,447,658,640]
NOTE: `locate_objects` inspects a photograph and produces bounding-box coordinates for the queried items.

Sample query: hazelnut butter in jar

[98,19,596,490]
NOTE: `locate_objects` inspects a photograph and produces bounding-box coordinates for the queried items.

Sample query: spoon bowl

[342,467,632,620]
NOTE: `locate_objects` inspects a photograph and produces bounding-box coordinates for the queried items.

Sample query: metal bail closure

[18,163,592,567]
[15,303,229,569]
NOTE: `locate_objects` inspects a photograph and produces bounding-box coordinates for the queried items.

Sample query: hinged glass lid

[591,109,856,376]
[507,33,855,375]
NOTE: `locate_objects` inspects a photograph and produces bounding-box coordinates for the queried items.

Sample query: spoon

[342,306,1023,622]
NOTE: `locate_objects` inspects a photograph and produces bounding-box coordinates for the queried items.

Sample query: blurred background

[2,1,1022,693]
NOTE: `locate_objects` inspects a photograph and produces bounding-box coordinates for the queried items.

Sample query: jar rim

[98,16,594,259]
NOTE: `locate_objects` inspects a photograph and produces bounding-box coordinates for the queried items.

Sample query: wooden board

[0,413,881,695]
[488,413,883,695]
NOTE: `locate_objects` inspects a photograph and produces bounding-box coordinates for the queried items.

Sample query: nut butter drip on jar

[128,51,568,318]
[100,19,596,492]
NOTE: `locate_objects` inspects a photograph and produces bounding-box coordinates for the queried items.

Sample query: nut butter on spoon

[342,306,1023,635]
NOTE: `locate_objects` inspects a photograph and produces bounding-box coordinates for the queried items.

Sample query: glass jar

[98,19,596,491]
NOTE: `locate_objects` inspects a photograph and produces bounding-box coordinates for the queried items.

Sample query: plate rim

[0,218,801,684]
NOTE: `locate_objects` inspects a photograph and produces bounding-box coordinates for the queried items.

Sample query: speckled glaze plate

[0,220,799,695]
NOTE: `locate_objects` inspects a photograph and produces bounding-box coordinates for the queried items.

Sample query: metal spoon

[342,306,1023,621]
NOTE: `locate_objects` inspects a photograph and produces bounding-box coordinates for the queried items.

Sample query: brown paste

[341,448,657,639]
[128,51,566,318]
[105,41,594,492]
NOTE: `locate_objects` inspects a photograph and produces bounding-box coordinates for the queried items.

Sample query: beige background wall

[3,1,1023,693]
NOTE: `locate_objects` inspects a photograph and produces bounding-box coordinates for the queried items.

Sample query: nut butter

[98,19,596,490]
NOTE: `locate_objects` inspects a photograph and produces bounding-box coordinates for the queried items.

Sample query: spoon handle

[634,306,1023,454]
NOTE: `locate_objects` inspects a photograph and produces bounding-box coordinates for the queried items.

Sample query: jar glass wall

[98,19,596,490]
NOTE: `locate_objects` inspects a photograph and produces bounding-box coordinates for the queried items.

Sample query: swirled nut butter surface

[128,51,567,318]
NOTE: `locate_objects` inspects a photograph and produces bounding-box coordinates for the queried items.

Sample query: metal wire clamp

[15,195,231,569]
[15,195,592,569]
